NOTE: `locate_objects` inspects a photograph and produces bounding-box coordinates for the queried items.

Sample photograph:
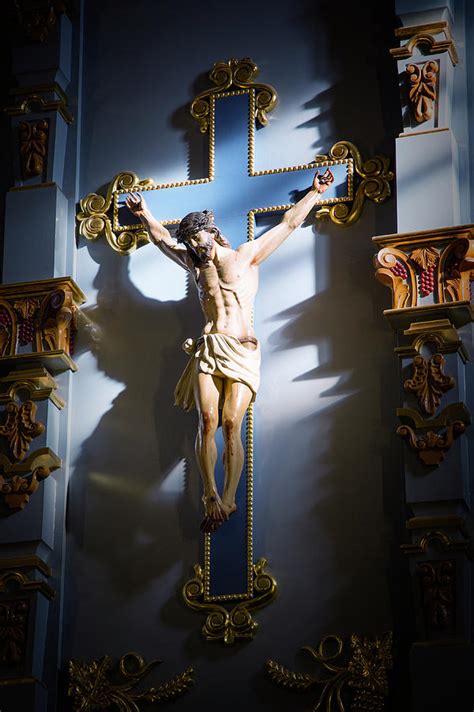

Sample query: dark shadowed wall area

[64,0,404,709]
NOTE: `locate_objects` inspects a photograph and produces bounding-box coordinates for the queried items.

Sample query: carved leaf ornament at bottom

[68,652,194,712]
[267,632,392,712]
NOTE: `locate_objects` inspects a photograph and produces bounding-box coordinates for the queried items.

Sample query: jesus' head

[175,210,231,264]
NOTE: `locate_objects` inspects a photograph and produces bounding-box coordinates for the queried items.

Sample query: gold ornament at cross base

[67,652,194,711]
[182,558,277,644]
[267,632,393,712]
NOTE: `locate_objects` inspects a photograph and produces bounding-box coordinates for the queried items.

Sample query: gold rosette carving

[267,632,393,711]
[190,58,277,133]
[182,558,277,644]
[68,652,194,711]
[77,171,154,255]
[315,141,394,227]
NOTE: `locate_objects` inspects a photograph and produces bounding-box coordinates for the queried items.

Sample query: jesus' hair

[175,210,231,249]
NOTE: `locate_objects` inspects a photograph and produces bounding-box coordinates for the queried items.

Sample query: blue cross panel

[116,92,350,600]
[116,93,350,250]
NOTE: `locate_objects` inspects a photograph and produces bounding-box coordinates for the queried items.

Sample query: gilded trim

[0,555,51,577]
[390,21,458,65]
[0,367,64,410]
[5,82,73,124]
[0,570,55,600]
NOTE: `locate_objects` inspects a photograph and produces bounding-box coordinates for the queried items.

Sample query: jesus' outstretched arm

[239,168,334,266]
[125,192,191,270]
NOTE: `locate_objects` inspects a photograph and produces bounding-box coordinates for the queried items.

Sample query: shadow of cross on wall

[115,90,352,600]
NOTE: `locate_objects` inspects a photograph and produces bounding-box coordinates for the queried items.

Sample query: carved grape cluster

[18,316,35,345]
[391,261,407,279]
[419,266,435,297]
[0,307,11,330]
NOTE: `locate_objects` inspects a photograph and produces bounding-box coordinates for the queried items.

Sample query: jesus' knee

[222,413,241,442]
[199,409,218,440]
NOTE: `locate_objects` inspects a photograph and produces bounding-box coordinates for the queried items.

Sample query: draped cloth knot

[174,333,261,412]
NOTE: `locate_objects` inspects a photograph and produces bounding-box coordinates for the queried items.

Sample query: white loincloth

[174,333,261,412]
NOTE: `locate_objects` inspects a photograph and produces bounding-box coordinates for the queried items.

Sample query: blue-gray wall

[63,1,404,709]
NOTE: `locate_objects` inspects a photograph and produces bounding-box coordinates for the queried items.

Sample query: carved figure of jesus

[126,169,333,532]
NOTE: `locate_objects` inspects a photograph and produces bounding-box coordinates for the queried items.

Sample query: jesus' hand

[313,168,334,194]
[125,192,147,217]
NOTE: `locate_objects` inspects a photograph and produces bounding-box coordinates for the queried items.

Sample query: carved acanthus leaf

[0,401,44,461]
[404,354,454,416]
[410,247,439,271]
[13,297,40,321]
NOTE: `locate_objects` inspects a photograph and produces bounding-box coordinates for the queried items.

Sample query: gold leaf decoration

[404,353,454,416]
[67,652,194,711]
[316,141,394,227]
[267,632,393,712]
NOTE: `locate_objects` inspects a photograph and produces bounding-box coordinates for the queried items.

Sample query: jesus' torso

[191,245,258,340]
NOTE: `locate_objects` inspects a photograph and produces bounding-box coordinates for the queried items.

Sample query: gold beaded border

[109,89,352,603]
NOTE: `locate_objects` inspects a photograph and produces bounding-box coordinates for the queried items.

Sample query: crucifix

[78,58,393,642]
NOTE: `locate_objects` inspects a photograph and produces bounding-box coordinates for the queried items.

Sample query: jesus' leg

[194,372,227,532]
[221,380,253,519]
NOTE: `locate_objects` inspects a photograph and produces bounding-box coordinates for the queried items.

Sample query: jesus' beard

[187,236,214,265]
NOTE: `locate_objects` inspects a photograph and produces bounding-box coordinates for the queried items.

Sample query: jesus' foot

[200,494,228,533]
[221,500,237,518]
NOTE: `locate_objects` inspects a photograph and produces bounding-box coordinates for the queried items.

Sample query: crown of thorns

[175,210,216,243]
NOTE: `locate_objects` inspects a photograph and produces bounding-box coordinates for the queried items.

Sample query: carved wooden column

[375,4,473,706]
[1,4,84,711]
